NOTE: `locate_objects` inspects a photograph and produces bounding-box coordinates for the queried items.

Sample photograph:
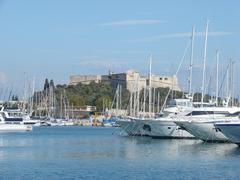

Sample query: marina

[0,0,240,179]
[1,126,240,180]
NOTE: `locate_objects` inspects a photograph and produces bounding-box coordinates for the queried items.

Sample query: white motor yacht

[1,107,39,125]
[174,107,240,142]
[117,99,194,138]
[0,112,32,132]
[134,99,195,138]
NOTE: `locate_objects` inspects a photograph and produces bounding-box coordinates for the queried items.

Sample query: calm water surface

[0,126,240,180]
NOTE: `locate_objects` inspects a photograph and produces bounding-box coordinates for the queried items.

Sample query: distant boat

[0,123,32,131]
[0,112,32,132]
[102,116,119,127]
[1,107,40,125]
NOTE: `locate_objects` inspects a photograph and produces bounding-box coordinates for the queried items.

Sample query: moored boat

[174,107,240,142]
[0,123,32,131]
[117,99,194,138]
[0,109,32,132]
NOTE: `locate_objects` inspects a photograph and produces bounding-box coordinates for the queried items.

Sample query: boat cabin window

[168,100,192,107]
[177,102,188,107]
[186,111,214,116]
[193,103,216,108]
[8,112,22,117]
[186,111,231,116]
[226,111,240,117]
[168,100,177,107]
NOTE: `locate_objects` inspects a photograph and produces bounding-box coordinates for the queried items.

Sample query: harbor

[1,0,240,179]
[0,126,240,180]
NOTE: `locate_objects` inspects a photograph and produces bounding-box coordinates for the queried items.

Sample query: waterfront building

[69,69,181,92]
[69,75,102,86]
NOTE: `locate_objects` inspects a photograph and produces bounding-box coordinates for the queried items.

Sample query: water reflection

[0,128,239,161]
[117,136,240,160]
[0,127,240,179]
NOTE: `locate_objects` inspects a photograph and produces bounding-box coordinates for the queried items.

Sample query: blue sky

[0,0,239,97]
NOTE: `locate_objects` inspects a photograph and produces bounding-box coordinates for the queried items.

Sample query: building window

[164,78,168,80]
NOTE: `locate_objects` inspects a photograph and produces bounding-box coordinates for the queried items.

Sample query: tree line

[33,78,239,113]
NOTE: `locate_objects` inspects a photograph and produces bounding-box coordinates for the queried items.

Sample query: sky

[0,0,239,98]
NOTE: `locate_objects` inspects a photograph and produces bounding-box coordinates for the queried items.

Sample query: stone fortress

[69,69,181,92]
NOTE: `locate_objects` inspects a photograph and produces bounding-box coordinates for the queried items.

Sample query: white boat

[136,118,195,139]
[215,121,240,145]
[0,123,32,131]
[1,107,39,125]
[174,107,240,142]
[136,99,195,138]
[0,113,32,132]
[102,116,119,127]
[117,117,146,136]
[117,99,194,138]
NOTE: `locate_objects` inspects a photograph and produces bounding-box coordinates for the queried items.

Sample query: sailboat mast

[30,77,35,114]
[60,92,63,119]
[215,50,219,106]
[133,85,136,117]
[157,91,160,113]
[153,87,156,114]
[143,87,146,117]
[119,84,122,111]
[189,26,195,96]
[149,54,152,117]
[231,60,235,106]
[201,20,209,106]
[228,59,232,106]
[130,89,133,116]
[116,84,119,116]
[136,77,140,117]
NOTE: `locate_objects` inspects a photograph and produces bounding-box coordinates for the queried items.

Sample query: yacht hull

[175,121,229,142]
[139,119,195,139]
[216,123,240,145]
[116,119,147,136]
[0,124,32,132]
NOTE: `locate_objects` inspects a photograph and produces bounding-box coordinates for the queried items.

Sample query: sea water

[0,126,239,180]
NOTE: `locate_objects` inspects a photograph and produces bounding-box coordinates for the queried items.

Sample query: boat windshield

[7,112,22,117]
[168,99,192,108]
[177,101,189,107]
[168,100,177,107]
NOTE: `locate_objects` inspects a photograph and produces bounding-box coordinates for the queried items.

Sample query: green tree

[96,96,112,111]
[44,78,49,91]
[68,95,86,107]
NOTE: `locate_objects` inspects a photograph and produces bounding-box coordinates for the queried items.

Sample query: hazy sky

[0,0,239,97]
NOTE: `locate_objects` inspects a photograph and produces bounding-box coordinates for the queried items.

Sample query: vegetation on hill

[32,78,239,116]
[34,79,186,112]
